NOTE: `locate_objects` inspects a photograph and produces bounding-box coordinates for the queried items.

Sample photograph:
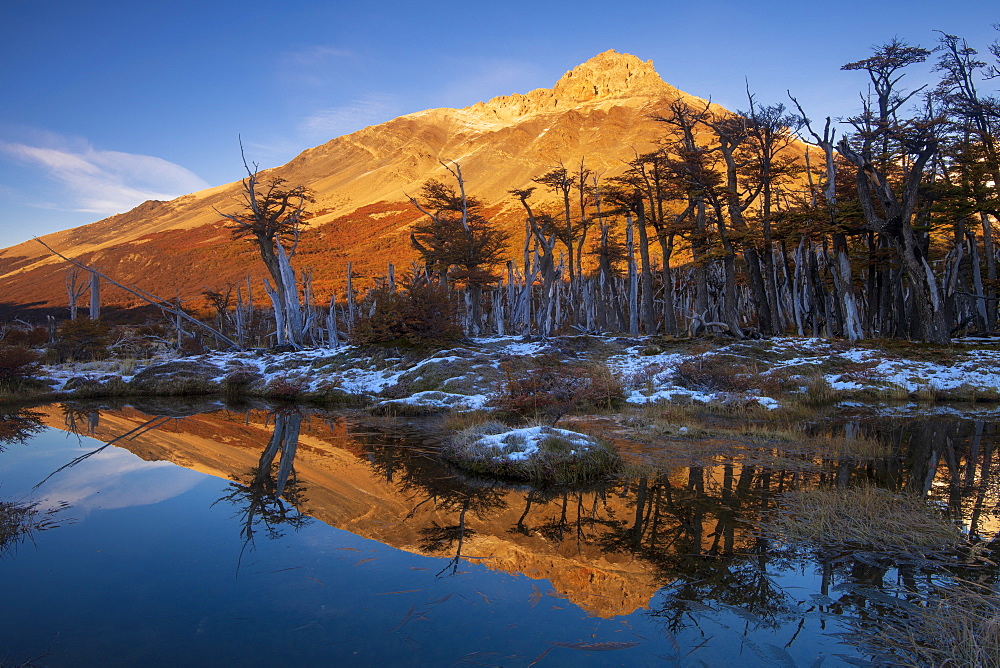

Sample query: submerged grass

[767,486,962,557]
[851,580,1000,668]
[0,498,65,557]
[617,403,887,469]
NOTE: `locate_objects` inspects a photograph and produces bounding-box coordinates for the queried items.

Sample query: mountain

[0,50,717,316]
[36,405,664,618]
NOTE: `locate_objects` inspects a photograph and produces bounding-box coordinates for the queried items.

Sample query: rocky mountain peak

[468,49,676,122]
[551,49,666,102]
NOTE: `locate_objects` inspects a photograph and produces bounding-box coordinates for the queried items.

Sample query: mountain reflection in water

[3,401,999,665]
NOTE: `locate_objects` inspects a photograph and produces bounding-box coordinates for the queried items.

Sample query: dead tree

[65,269,87,320]
[217,147,313,346]
[838,39,949,343]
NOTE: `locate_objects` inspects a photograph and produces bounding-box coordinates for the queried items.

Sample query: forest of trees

[280,33,993,348]
[52,33,1000,351]
[389,34,1000,346]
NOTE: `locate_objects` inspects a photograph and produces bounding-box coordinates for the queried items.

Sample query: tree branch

[33,238,242,350]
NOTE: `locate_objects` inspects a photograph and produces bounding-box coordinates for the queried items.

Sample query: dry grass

[852,581,1000,668]
[0,499,65,557]
[800,373,838,406]
[618,404,887,468]
[443,421,622,485]
[0,500,35,556]
[768,487,962,557]
[439,410,495,433]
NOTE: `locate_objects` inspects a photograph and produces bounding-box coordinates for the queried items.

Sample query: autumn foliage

[351,280,462,347]
[492,354,625,424]
[0,345,42,386]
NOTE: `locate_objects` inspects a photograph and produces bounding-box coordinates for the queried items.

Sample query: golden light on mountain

[0,50,727,314]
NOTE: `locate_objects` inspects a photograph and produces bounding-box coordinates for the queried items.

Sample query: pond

[0,401,998,666]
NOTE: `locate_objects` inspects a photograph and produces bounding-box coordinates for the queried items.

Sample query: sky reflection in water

[1,403,997,666]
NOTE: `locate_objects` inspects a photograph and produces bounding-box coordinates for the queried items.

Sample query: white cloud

[0,139,210,215]
[298,95,400,141]
[34,447,204,515]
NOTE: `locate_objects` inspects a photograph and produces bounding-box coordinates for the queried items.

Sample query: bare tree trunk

[832,234,863,341]
[635,205,656,333]
[966,229,989,333]
[65,269,86,320]
[982,213,997,331]
[657,233,678,335]
[89,271,100,320]
[626,215,639,336]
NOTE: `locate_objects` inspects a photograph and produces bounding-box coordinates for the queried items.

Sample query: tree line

[51,33,1000,350]
[390,34,1000,346]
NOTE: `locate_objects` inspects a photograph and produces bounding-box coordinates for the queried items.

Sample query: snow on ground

[466,425,599,462]
[33,334,1000,414]
[374,390,490,412]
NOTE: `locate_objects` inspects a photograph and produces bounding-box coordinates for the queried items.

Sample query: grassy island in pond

[444,422,622,484]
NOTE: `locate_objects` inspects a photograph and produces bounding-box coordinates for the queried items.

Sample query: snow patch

[469,426,599,462]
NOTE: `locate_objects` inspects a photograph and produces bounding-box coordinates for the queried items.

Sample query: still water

[0,402,997,666]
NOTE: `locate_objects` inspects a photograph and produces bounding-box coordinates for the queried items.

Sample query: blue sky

[0,0,995,249]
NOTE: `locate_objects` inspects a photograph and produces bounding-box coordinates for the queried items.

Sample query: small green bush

[52,318,111,362]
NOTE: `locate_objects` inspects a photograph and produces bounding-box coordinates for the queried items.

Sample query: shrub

[351,281,462,347]
[0,345,43,387]
[492,354,625,424]
[52,318,111,362]
[675,354,757,392]
[264,375,307,400]
[106,324,168,359]
[1,324,49,346]
[222,366,262,399]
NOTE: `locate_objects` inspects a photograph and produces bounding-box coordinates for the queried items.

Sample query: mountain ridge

[0,50,723,313]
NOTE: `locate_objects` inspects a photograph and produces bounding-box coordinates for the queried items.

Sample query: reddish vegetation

[0,50,721,318]
[1,200,520,319]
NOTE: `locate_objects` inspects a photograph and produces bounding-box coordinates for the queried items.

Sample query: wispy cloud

[298,94,401,141]
[437,59,544,107]
[277,45,356,88]
[0,139,210,214]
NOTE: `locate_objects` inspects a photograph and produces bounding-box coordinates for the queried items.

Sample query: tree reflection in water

[343,412,1000,660]
[216,410,311,550]
[19,403,999,663]
[350,418,510,576]
[0,407,45,450]
[1,407,68,556]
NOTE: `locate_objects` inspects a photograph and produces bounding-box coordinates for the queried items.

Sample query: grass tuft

[851,580,1000,668]
[443,422,622,485]
[767,486,962,558]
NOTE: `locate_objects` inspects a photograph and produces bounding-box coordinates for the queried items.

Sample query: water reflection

[10,402,1000,664]
[0,406,45,449]
[0,407,66,558]
[216,410,311,546]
